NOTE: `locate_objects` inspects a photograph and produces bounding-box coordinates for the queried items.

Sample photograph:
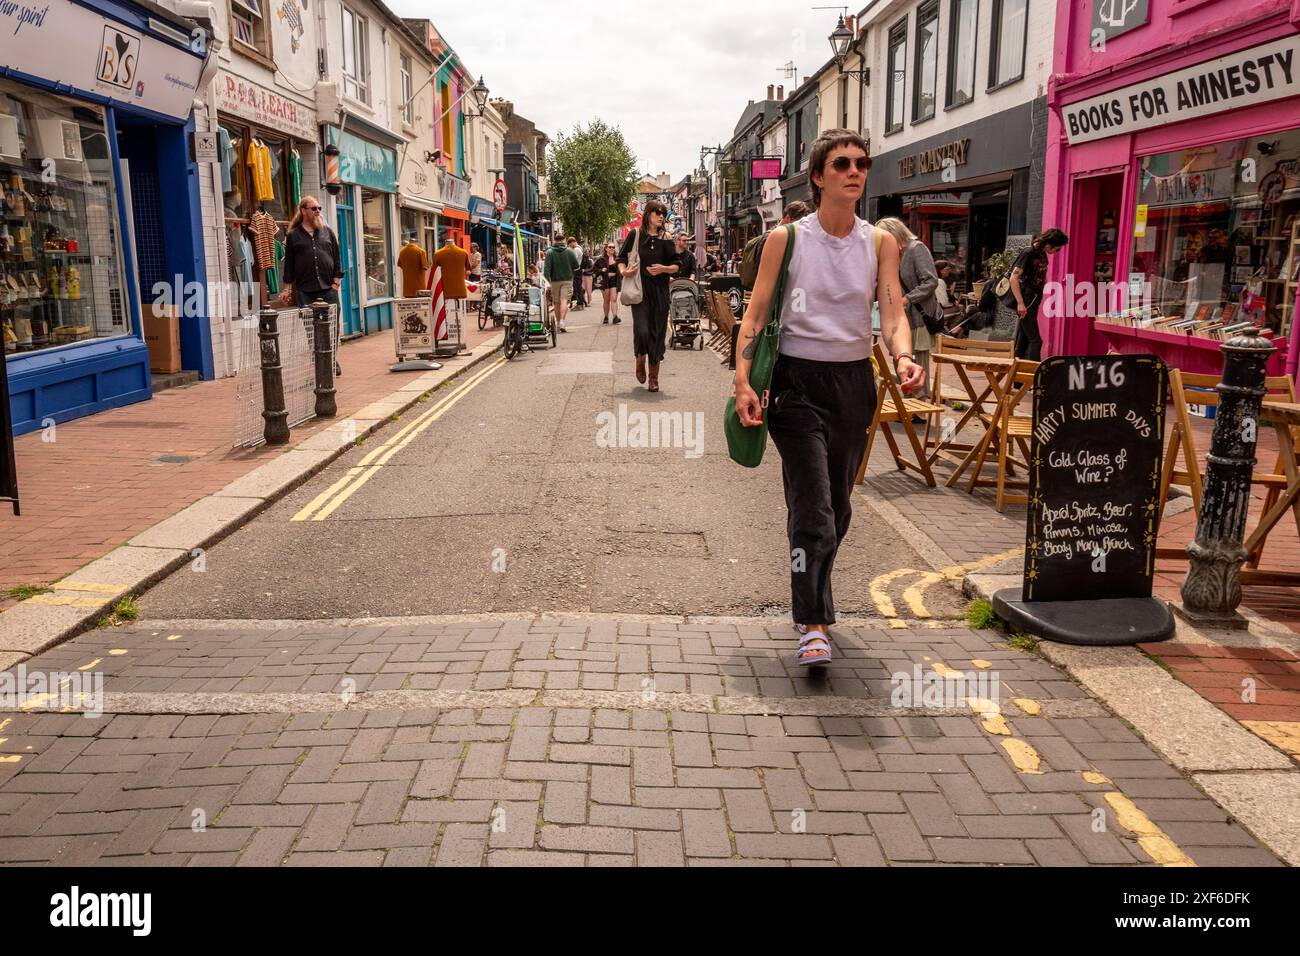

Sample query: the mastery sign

[1024,355,1168,603]
[1061,35,1299,144]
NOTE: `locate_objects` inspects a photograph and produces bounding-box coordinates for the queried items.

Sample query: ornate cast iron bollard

[258,307,290,446]
[312,300,337,419]
[1179,328,1276,624]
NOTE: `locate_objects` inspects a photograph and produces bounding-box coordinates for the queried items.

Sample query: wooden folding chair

[1156,369,1296,560]
[963,360,1037,511]
[925,336,1015,463]
[857,339,947,487]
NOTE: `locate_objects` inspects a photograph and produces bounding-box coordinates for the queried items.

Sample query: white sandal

[796,632,832,667]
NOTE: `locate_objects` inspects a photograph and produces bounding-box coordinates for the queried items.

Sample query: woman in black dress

[618,200,679,391]
[594,241,622,325]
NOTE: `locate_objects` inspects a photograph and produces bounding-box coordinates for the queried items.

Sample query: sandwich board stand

[993,354,1175,645]
[390,294,441,372]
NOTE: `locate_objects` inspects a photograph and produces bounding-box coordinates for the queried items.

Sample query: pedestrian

[874,217,940,390]
[581,246,596,308]
[567,237,586,309]
[740,200,812,291]
[544,231,575,333]
[594,240,622,325]
[618,199,679,392]
[278,195,342,309]
[733,129,922,666]
[674,233,697,281]
[1009,228,1069,361]
[468,242,483,281]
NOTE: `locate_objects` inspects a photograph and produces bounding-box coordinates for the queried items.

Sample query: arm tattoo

[742,333,759,360]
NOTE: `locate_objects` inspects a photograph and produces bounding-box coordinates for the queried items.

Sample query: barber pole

[429,266,448,342]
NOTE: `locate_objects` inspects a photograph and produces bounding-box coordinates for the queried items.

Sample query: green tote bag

[723,223,797,468]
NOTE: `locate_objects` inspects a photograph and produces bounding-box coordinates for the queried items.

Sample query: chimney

[846,14,856,35]
[767,84,774,100]
[802,76,809,85]
[777,85,784,101]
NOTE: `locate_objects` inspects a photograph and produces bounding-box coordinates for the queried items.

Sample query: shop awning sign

[442,174,471,211]
[1061,35,1300,145]
[0,0,206,121]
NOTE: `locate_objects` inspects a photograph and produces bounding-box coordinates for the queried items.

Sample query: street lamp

[829,14,853,63]
[471,76,489,113]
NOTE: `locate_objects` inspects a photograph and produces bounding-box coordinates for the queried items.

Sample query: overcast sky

[389,0,855,181]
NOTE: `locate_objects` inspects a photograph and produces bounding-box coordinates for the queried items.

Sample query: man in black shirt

[673,233,696,281]
[279,196,344,308]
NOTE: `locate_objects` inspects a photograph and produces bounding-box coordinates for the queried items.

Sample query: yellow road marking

[78,659,102,671]
[1013,698,1042,716]
[1082,770,1111,785]
[166,635,181,641]
[1241,720,1300,758]
[45,582,121,594]
[932,662,962,678]
[869,568,920,618]
[108,649,128,656]
[1105,792,1196,867]
[898,547,1026,619]
[293,358,507,522]
[1000,738,1042,774]
[0,756,21,763]
[25,595,105,608]
[981,714,1011,735]
[0,718,10,732]
[971,659,992,670]
[965,696,1001,717]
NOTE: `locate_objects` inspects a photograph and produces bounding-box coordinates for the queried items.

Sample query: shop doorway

[969,189,1009,284]
[335,191,361,337]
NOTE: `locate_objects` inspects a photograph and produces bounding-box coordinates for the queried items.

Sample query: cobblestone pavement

[0,617,1280,866]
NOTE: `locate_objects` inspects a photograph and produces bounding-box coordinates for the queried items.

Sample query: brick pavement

[0,323,501,604]
[0,617,1278,866]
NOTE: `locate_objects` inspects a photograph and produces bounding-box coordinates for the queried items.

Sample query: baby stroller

[668,278,704,350]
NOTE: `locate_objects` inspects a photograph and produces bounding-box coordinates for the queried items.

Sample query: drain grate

[155,454,200,464]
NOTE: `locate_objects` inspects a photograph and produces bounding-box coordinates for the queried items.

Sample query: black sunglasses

[829,156,871,173]
[304,205,322,212]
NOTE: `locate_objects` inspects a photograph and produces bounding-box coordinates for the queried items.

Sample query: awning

[441,208,469,221]
[398,194,441,214]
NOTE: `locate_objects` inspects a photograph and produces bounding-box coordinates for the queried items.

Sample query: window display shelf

[1094,321,1287,375]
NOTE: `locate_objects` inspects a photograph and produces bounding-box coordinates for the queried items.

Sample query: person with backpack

[732,130,921,668]
[544,232,575,332]
[740,201,811,292]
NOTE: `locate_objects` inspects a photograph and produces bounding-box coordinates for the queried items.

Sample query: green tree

[547,119,638,247]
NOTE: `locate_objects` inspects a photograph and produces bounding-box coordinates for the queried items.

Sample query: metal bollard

[258,306,290,446]
[311,300,337,418]
[1179,328,1276,625]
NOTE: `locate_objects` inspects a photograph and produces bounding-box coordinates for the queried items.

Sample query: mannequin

[431,237,470,300]
[397,233,429,298]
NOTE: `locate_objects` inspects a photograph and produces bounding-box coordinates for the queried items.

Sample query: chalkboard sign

[1024,355,1167,603]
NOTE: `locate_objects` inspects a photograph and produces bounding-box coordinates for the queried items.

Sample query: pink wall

[1042,0,1300,373]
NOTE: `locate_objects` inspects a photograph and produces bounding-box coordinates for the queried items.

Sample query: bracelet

[895,353,915,364]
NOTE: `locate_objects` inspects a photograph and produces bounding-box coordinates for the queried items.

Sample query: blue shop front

[0,0,210,434]
[327,120,398,338]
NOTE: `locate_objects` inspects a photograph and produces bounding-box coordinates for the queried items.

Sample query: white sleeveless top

[778,213,878,362]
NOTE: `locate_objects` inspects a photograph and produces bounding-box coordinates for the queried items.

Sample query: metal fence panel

[233,305,338,448]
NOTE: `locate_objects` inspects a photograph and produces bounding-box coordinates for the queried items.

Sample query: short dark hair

[935,259,951,273]
[553,232,564,242]
[808,129,871,208]
[1035,228,1069,250]
[783,200,811,221]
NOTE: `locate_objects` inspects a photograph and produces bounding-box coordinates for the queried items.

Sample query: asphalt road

[142,302,964,622]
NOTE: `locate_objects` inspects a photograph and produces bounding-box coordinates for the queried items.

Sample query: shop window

[946,0,978,109]
[360,188,391,301]
[341,7,369,105]
[399,53,414,128]
[885,20,907,135]
[989,0,1027,90]
[0,80,130,354]
[229,0,273,63]
[1125,130,1300,343]
[913,1,939,123]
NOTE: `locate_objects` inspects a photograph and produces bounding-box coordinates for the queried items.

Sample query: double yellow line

[292,357,507,523]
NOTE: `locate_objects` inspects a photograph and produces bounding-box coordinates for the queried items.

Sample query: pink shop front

[1042,0,1300,378]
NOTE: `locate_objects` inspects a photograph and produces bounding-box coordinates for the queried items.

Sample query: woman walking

[733,130,922,667]
[875,218,940,388]
[618,200,679,391]
[594,241,622,325]
[1009,228,1069,360]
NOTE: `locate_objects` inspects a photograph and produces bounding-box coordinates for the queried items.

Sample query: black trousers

[767,354,876,626]
[294,287,339,308]
[1014,305,1042,361]
[632,279,670,363]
